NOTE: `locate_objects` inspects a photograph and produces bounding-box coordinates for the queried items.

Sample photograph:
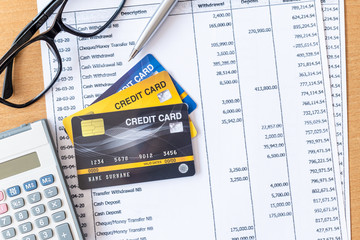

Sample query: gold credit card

[63,71,197,143]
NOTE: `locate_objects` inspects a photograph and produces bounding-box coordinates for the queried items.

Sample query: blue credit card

[92,54,197,113]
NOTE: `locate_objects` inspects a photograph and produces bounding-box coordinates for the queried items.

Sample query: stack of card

[63,55,198,189]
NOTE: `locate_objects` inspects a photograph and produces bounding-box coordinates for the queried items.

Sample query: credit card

[63,71,197,143]
[93,54,197,113]
[72,104,195,189]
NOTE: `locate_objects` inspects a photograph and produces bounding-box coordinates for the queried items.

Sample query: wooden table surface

[0,0,359,238]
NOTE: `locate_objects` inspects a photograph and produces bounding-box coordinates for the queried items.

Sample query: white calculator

[0,120,83,240]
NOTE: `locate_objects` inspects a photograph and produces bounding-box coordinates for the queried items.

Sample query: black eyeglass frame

[0,0,126,108]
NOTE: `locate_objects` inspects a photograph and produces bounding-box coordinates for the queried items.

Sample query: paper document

[38,0,349,239]
[322,0,350,235]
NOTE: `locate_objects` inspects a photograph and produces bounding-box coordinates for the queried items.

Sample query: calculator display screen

[0,152,40,180]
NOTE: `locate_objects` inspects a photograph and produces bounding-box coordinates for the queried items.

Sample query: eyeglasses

[0,0,126,108]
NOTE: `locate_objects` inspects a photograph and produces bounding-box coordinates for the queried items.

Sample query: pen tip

[128,49,139,62]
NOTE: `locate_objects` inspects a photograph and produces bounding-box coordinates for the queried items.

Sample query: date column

[46,11,95,239]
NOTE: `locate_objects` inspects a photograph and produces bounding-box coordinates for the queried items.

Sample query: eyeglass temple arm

[2,0,64,99]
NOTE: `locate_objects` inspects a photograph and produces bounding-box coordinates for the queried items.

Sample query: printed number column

[191,1,255,239]
[231,0,296,239]
[47,12,95,239]
[270,0,344,238]
[322,0,346,188]
[322,0,350,233]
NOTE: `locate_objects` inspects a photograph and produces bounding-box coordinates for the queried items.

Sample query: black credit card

[72,104,195,189]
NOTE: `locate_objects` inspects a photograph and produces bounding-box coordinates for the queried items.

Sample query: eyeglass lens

[1,0,125,107]
[0,40,60,105]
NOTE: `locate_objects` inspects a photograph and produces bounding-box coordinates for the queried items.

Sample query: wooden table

[0,0,359,238]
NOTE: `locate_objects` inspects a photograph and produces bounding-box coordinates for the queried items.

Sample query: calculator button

[0,191,4,201]
[15,210,29,222]
[22,234,36,240]
[39,228,53,240]
[56,223,73,240]
[1,227,15,239]
[10,198,25,210]
[19,222,32,234]
[40,175,54,186]
[23,180,38,192]
[35,216,49,228]
[0,203,8,215]
[0,215,12,227]
[27,192,41,204]
[44,187,58,198]
[6,186,20,198]
[48,199,62,210]
[31,205,45,216]
[52,211,66,223]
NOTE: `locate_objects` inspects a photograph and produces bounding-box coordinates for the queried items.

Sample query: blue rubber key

[40,175,54,186]
[23,180,37,192]
[6,186,20,197]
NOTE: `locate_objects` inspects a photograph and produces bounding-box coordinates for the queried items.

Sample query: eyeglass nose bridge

[42,20,63,40]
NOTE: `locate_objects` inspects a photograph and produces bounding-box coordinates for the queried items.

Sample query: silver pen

[129,0,179,61]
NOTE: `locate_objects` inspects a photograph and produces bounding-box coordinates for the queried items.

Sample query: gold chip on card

[81,119,105,137]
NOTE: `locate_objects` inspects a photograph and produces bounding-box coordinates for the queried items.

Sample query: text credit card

[72,104,195,189]
[63,71,197,143]
[93,54,197,113]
